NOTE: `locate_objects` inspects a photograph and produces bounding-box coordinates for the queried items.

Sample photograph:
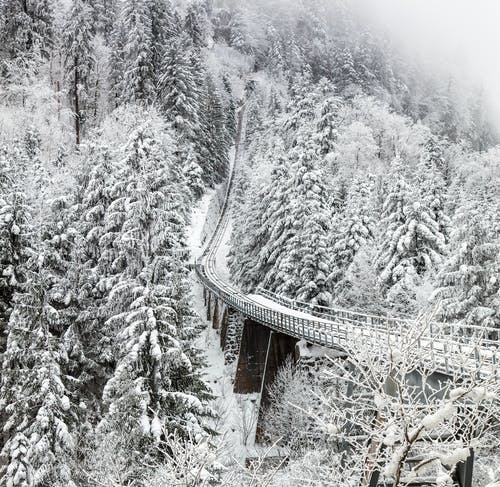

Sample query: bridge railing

[255,286,500,347]
[197,264,499,378]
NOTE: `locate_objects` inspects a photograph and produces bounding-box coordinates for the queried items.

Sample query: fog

[351,0,500,125]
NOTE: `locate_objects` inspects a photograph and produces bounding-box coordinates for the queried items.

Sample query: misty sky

[352,0,500,124]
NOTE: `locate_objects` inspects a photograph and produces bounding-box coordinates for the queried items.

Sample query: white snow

[440,447,470,466]
[214,219,232,284]
[421,402,456,429]
[186,189,216,261]
[247,294,332,324]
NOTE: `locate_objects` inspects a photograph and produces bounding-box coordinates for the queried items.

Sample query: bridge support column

[206,291,212,321]
[234,320,271,393]
[212,298,220,329]
[221,309,244,364]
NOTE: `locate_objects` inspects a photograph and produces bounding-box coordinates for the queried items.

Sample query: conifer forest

[0,1,498,486]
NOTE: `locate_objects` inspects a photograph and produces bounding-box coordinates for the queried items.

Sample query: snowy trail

[187,138,260,463]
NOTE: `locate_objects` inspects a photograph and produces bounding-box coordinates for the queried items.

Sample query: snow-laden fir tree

[315,93,341,160]
[108,17,126,108]
[91,0,117,43]
[0,163,33,410]
[101,124,209,446]
[431,188,499,330]
[149,0,176,79]
[229,149,290,293]
[184,0,207,48]
[222,74,236,140]
[272,138,333,306]
[415,136,451,244]
[158,36,200,143]
[121,0,155,104]
[181,143,205,200]
[329,176,375,295]
[376,159,446,310]
[332,45,359,94]
[64,0,96,145]
[282,73,318,147]
[0,0,54,60]
[200,75,230,185]
[0,257,76,487]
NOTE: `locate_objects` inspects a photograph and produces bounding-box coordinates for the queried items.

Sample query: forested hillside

[0,0,498,486]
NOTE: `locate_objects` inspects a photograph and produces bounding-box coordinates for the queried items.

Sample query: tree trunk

[74,56,80,146]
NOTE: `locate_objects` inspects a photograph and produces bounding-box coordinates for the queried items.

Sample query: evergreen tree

[149,0,175,79]
[431,193,499,329]
[91,0,117,43]
[376,164,446,309]
[229,153,289,293]
[0,0,54,60]
[184,0,207,48]
[416,137,451,244]
[0,258,76,487]
[222,74,236,143]
[330,177,375,294]
[158,38,200,142]
[332,45,359,94]
[108,17,126,109]
[201,76,230,184]
[181,144,204,200]
[121,0,155,104]
[0,189,32,357]
[315,94,341,158]
[101,124,209,443]
[268,139,332,305]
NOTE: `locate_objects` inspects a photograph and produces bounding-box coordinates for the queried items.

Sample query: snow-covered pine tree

[329,176,375,294]
[416,136,451,244]
[0,0,54,60]
[102,123,209,445]
[64,0,96,145]
[229,151,290,292]
[266,23,286,75]
[431,190,499,330]
[91,0,117,43]
[180,143,204,200]
[270,138,333,306]
[121,0,155,104]
[315,93,341,160]
[222,74,237,146]
[0,149,33,374]
[184,0,207,48]
[353,31,377,93]
[108,17,126,109]
[283,73,318,147]
[149,0,176,80]
[0,258,76,487]
[201,75,230,185]
[332,45,359,94]
[158,36,200,143]
[67,142,118,414]
[376,160,446,310]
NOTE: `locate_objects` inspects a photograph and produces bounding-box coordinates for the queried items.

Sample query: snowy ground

[186,189,216,262]
[215,219,232,284]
